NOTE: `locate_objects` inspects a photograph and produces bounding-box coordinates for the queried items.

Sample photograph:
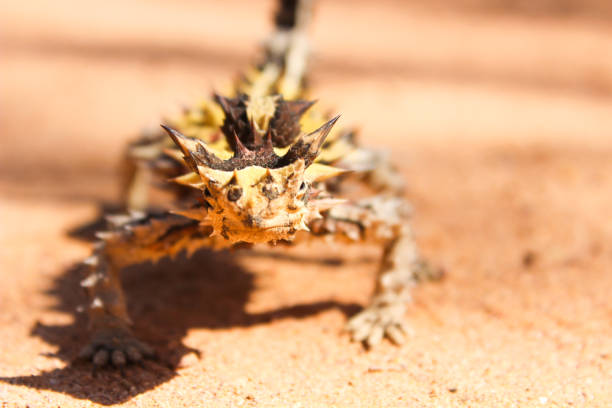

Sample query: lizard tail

[274,0,313,31]
[247,0,314,99]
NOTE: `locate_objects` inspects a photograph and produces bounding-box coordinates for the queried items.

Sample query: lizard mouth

[260,224,293,231]
[219,222,303,244]
[209,211,307,243]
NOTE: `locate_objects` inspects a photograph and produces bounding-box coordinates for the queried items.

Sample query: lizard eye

[299,182,307,192]
[227,185,243,201]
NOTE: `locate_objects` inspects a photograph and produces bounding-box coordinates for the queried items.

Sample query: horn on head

[281,115,340,167]
[161,124,225,171]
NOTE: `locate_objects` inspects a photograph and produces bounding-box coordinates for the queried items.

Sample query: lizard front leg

[79,212,219,367]
[79,248,155,367]
[346,222,419,347]
[309,196,425,347]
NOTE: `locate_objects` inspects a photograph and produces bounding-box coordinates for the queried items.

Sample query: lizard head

[162,115,345,244]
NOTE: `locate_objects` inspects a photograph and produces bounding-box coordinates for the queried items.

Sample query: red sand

[1,1,611,406]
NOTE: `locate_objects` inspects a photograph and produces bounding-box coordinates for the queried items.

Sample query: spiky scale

[78,0,431,369]
[91,297,104,309]
[94,231,114,240]
[83,255,98,266]
[80,273,100,288]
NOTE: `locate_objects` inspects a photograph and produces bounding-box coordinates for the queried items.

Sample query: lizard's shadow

[1,220,362,405]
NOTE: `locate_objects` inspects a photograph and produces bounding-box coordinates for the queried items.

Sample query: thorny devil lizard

[78,0,440,367]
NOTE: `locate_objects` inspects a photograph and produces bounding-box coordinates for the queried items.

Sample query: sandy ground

[1,0,611,406]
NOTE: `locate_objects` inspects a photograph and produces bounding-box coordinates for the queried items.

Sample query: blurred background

[2,0,612,201]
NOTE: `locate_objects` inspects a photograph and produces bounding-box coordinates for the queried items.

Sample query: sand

[1,0,611,406]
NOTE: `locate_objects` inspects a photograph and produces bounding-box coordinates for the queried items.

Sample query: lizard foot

[78,327,156,367]
[346,293,410,348]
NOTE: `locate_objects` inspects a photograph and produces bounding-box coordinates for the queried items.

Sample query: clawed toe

[348,313,408,347]
[78,329,156,368]
[346,297,411,348]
